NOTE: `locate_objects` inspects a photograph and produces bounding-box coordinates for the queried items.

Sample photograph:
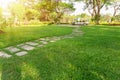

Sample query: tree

[0,7,7,28]
[9,2,26,25]
[100,14,111,23]
[74,0,112,24]
[25,9,40,20]
[53,1,75,23]
[112,14,120,22]
[36,0,75,23]
[114,14,120,22]
[76,13,90,22]
[111,0,120,17]
[8,0,74,23]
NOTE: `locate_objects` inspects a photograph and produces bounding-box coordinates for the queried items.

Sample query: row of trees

[8,0,75,24]
[0,0,120,27]
[0,0,75,28]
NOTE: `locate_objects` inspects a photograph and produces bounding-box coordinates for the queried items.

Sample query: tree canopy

[73,0,119,24]
[0,0,119,26]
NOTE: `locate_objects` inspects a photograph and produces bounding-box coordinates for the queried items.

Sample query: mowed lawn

[0,25,73,49]
[0,25,120,80]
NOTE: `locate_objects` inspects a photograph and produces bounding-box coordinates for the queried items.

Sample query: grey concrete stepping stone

[39,38,46,41]
[17,43,26,47]
[6,47,20,53]
[21,45,35,51]
[66,36,74,38]
[62,36,70,39]
[34,39,40,42]
[40,41,48,44]
[0,51,12,58]
[45,38,51,41]
[26,42,39,46]
[50,37,61,41]
[54,38,61,40]
[16,51,28,56]
[50,40,56,42]
[38,44,44,47]
[52,37,59,39]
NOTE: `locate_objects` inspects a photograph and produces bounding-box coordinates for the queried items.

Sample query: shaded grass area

[0,25,73,48]
[0,25,120,80]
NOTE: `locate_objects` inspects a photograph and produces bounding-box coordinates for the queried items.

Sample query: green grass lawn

[0,25,120,80]
[0,25,73,49]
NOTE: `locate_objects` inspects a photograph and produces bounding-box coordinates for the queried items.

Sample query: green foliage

[35,0,75,22]
[60,15,76,23]
[100,14,111,22]
[28,20,41,25]
[113,14,120,22]
[25,9,40,20]
[59,2,75,12]
[9,2,26,21]
[0,8,8,29]
[77,13,90,19]
[73,0,114,24]
[0,0,75,25]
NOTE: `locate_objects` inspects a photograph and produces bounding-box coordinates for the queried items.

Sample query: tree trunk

[95,14,100,24]
[95,0,101,24]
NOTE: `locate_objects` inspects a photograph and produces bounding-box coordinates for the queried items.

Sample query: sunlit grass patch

[0,25,73,48]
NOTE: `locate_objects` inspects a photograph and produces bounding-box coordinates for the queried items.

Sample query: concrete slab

[6,47,20,53]
[0,51,12,58]
[26,42,39,46]
[16,51,28,56]
[40,41,48,44]
[21,45,35,51]
[39,38,46,41]
[17,43,26,47]
[37,44,44,47]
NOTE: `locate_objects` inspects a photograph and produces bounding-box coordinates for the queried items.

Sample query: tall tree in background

[74,0,112,24]
[112,0,120,17]
[52,1,75,23]
[36,0,75,23]
[84,0,113,24]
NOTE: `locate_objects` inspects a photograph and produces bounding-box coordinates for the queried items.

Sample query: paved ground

[0,25,83,58]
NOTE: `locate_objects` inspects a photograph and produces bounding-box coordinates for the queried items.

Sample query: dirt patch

[0,30,5,34]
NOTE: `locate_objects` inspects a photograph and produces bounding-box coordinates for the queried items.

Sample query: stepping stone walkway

[5,47,20,53]
[21,45,35,51]
[0,51,11,58]
[16,51,28,56]
[0,25,83,58]
[26,42,39,46]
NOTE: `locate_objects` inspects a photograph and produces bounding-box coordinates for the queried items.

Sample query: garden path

[0,25,83,58]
